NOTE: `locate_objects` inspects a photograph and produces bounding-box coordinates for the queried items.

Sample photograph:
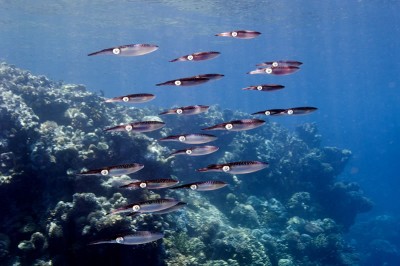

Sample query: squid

[170,51,220,62]
[88,44,158,56]
[171,180,227,191]
[242,84,285,92]
[78,163,144,176]
[104,121,165,133]
[215,30,261,39]
[156,73,223,87]
[202,119,265,131]
[89,231,163,245]
[248,66,300,75]
[156,77,210,87]
[159,105,209,115]
[104,93,155,103]
[197,161,268,174]
[159,133,217,144]
[110,198,180,215]
[169,145,219,157]
[120,178,179,190]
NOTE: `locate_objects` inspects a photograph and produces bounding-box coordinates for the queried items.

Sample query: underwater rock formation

[0,62,370,265]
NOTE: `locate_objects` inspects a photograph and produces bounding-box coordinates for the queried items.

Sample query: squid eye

[132,205,140,212]
[265,68,272,74]
[225,123,233,130]
[272,61,278,67]
[287,109,294,115]
[265,110,271,115]
[222,165,230,172]
[190,184,198,190]
[174,80,182,86]
[101,169,109,175]
[187,55,194,60]
[139,182,147,188]
[125,125,133,131]
[112,48,121,55]
[178,136,186,142]
[176,109,183,114]
[122,97,129,102]
[231,31,238,37]
[116,237,124,243]
[257,86,263,91]
[186,149,192,155]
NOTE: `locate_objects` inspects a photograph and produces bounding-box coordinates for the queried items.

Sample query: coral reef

[350,215,400,266]
[0,62,371,265]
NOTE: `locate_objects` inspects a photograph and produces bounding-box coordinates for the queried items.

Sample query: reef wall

[0,62,372,265]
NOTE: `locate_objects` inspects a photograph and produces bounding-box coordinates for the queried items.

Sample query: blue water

[1,0,399,262]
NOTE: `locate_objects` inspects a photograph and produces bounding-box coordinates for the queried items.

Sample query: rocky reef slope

[0,62,372,265]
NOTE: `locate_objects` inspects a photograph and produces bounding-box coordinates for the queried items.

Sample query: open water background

[0,0,399,260]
